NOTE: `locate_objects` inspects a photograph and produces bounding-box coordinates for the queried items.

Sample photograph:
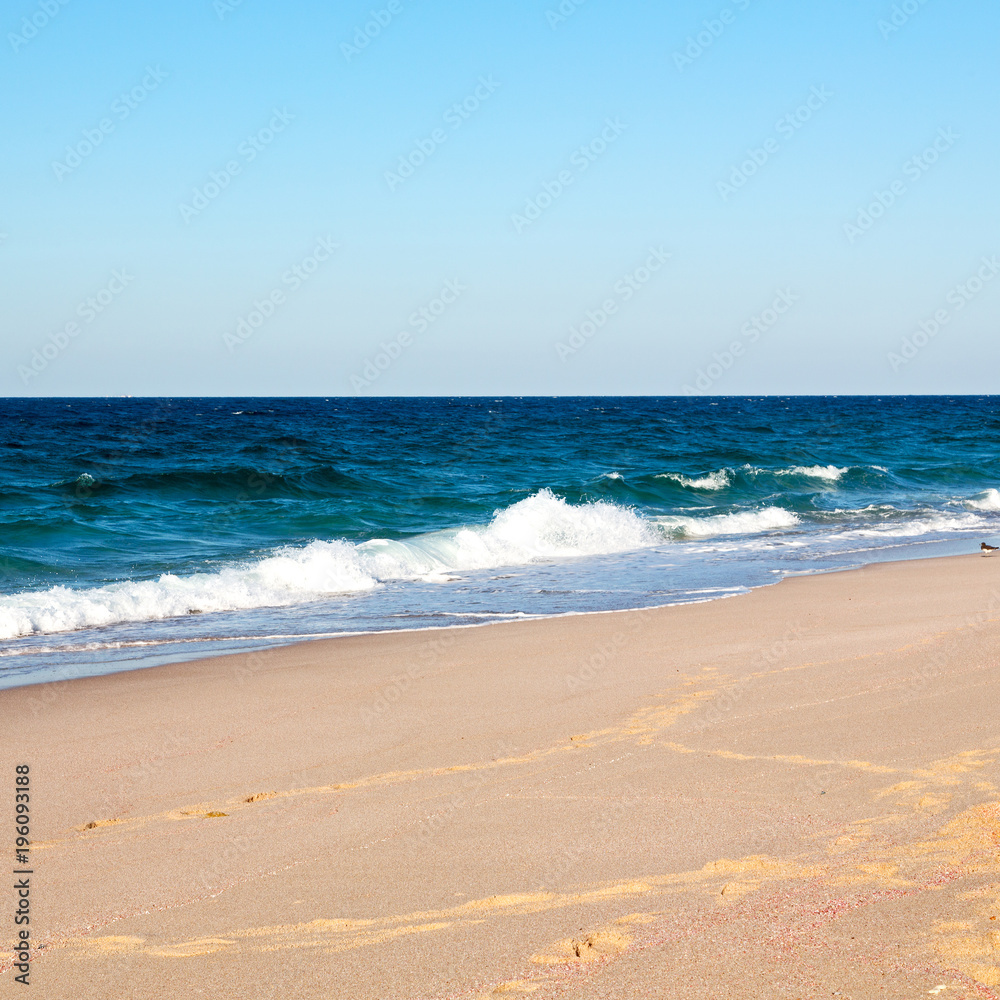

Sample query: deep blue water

[2,396,999,686]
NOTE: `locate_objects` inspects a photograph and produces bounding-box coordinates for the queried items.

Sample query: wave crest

[776,465,848,481]
[965,489,1000,512]
[658,470,731,490]
[0,491,660,640]
[658,465,849,490]
[655,506,800,539]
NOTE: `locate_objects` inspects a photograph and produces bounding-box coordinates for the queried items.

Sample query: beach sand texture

[1,554,999,998]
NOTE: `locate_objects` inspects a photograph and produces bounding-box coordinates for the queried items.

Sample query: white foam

[845,512,984,538]
[0,491,662,640]
[655,506,800,539]
[658,470,731,490]
[965,489,1000,512]
[777,465,848,481]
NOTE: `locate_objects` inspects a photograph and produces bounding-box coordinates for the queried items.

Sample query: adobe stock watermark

[350,279,465,391]
[65,400,176,504]
[682,288,797,395]
[907,588,1000,694]
[511,118,627,234]
[538,781,642,888]
[546,0,587,30]
[564,633,627,693]
[341,1,407,62]
[843,127,958,244]
[223,237,338,352]
[179,108,294,223]
[717,86,833,201]
[689,623,806,732]
[17,270,134,385]
[52,67,169,180]
[358,632,457,730]
[216,439,307,518]
[673,0,756,71]
[214,0,247,19]
[8,0,72,54]
[879,0,932,39]
[385,76,501,192]
[888,256,999,371]
[414,741,520,848]
[555,246,671,360]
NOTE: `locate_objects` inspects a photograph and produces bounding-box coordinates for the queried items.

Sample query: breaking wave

[656,506,801,539]
[0,491,663,640]
[965,489,1000,512]
[658,470,732,490]
[775,465,848,481]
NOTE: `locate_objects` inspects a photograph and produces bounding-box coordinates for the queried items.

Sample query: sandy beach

[2,553,999,998]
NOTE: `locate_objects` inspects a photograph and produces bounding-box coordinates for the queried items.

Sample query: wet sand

[1,553,999,998]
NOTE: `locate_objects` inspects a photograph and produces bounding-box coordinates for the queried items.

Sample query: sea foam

[0,490,661,640]
[965,489,1000,511]
[776,464,848,481]
[845,511,984,538]
[658,470,731,490]
[656,506,800,539]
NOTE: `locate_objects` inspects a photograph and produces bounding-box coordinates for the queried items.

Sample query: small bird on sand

[981,542,998,555]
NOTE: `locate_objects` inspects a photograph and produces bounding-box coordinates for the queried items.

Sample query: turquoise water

[2,396,998,686]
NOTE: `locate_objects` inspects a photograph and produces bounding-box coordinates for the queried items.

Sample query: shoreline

[2,551,999,996]
[2,539,983,692]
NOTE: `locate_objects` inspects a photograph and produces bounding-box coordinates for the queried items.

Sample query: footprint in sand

[530,928,631,965]
[244,792,277,803]
[77,819,121,832]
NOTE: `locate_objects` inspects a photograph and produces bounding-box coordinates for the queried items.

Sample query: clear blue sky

[2,0,997,396]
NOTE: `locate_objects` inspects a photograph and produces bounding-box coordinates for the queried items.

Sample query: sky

[1,0,997,396]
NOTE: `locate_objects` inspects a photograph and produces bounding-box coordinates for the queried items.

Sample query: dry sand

[1,554,999,998]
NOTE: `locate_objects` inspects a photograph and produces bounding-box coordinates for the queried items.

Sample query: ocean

[1,396,998,687]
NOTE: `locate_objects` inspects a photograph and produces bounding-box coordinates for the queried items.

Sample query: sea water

[1,396,997,686]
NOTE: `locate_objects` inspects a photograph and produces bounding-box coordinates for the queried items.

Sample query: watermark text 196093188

[13,764,32,986]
